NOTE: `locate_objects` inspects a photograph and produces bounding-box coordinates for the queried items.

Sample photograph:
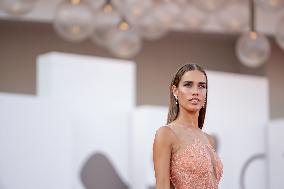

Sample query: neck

[173,107,200,129]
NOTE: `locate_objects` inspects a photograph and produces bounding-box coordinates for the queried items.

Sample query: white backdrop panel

[37,52,135,111]
[205,71,269,189]
[131,106,168,189]
[37,52,135,188]
[0,93,72,189]
[268,119,284,189]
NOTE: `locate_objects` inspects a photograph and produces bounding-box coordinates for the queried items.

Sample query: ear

[172,85,178,97]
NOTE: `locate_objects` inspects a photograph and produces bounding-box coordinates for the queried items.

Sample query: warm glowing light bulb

[250,32,258,40]
[119,21,130,31]
[69,26,81,34]
[70,0,80,5]
[103,3,113,13]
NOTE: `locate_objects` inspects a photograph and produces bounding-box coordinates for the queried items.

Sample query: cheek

[200,93,206,99]
[179,88,207,98]
[178,88,191,98]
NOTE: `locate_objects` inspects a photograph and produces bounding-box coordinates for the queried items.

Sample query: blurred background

[0,0,283,189]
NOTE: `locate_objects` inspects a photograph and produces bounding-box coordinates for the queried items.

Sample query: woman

[153,64,223,189]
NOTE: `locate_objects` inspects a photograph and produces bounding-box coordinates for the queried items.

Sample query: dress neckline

[171,137,221,182]
[171,137,216,159]
[167,123,203,133]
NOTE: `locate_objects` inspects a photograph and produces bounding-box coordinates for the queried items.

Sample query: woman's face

[173,70,207,112]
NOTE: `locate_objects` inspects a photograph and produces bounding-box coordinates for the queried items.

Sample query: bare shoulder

[154,126,176,146]
[204,132,216,150]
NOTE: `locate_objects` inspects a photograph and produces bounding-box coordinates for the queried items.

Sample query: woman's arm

[153,126,175,189]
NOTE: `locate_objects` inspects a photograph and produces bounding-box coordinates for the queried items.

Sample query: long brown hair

[166,63,208,129]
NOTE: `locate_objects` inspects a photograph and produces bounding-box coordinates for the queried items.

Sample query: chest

[171,138,220,177]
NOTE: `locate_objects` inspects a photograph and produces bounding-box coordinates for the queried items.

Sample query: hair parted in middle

[166,63,208,129]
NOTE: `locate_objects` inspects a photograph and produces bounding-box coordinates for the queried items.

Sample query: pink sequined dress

[166,125,223,189]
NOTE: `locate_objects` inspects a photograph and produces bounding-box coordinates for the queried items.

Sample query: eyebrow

[183,81,207,85]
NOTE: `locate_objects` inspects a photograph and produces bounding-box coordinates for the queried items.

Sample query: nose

[191,86,199,95]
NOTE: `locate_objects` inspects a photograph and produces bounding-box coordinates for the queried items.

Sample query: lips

[189,98,200,101]
[189,98,200,104]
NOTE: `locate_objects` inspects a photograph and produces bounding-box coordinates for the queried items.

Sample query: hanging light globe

[89,0,105,10]
[123,0,153,24]
[256,0,284,12]
[135,0,181,40]
[108,20,142,58]
[175,4,208,30]
[0,0,38,15]
[53,0,94,42]
[275,15,284,50]
[89,0,121,10]
[135,7,168,40]
[216,0,249,31]
[90,1,121,47]
[154,0,181,28]
[192,0,229,13]
[134,0,182,40]
[236,32,271,67]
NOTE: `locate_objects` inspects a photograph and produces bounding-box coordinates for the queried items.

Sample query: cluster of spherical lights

[53,0,184,58]
[0,0,284,68]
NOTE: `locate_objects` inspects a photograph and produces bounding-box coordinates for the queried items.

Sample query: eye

[184,83,192,87]
[199,84,206,89]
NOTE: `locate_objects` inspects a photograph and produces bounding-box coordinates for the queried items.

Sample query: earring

[174,95,178,105]
[203,97,206,108]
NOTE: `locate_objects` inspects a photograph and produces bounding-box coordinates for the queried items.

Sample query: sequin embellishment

[170,138,223,189]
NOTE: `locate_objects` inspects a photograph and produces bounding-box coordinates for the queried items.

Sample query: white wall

[0,94,72,189]
[205,71,269,189]
[130,106,168,189]
[0,52,136,189]
[268,119,284,189]
[37,52,135,189]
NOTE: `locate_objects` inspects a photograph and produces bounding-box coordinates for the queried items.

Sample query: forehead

[180,70,206,83]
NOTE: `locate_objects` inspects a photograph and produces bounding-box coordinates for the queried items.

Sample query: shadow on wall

[212,134,219,151]
[79,135,222,189]
[80,153,128,189]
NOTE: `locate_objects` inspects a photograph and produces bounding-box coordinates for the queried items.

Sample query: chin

[186,106,201,112]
